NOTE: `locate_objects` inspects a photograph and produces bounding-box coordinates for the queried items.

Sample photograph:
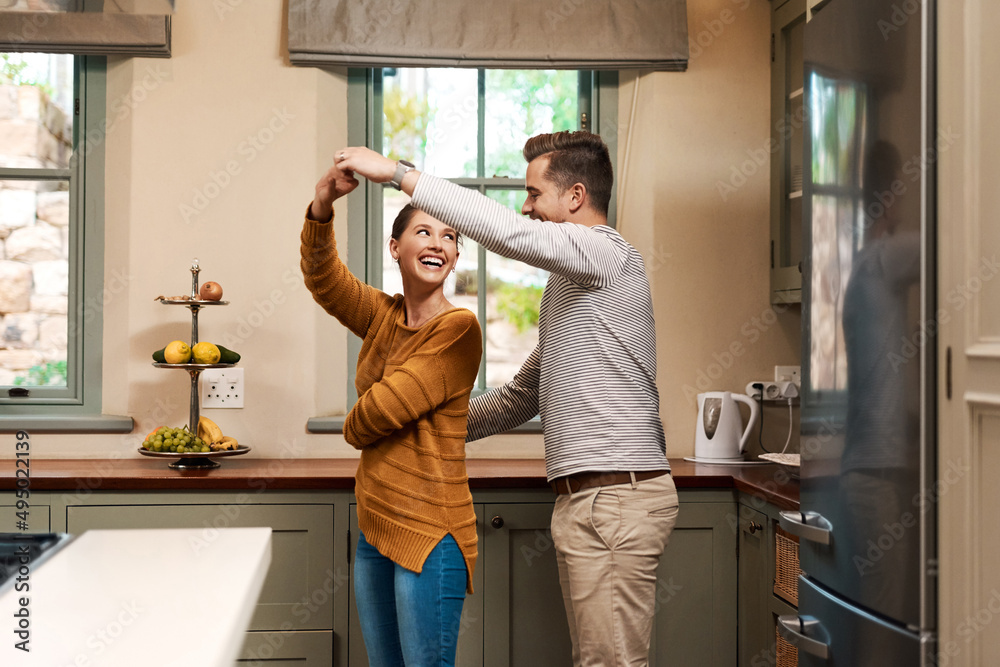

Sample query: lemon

[192,341,221,364]
[164,340,192,364]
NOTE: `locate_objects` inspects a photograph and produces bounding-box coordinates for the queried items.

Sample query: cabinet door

[738,505,770,667]
[66,504,334,631]
[347,505,485,667]
[770,0,807,303]
[238,630,334,665]
[649,501,738,667]
[482,502,572,667]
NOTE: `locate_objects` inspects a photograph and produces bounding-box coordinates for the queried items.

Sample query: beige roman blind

[0,3,172,57]
[287,0,689,71]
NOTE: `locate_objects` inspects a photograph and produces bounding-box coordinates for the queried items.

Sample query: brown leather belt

[550,470,669,495]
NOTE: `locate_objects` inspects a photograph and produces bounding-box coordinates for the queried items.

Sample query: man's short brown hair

[523,131,613,217]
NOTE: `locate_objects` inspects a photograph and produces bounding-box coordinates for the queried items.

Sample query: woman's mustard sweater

[300,209,482,592]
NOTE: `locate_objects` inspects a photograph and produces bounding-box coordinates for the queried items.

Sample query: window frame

[307,68,618,433]
[0,56,132,433]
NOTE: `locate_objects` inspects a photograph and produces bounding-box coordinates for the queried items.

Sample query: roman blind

[0,5,172,57]
[287,0,689,71]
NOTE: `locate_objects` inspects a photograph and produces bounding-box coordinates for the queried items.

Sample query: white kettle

[694,391,760,461]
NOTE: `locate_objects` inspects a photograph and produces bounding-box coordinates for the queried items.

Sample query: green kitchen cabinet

[770,0,807,304]
[736,493,801,667]
[64,493,335,632]
[481,501,572,667]
[648,494,738,667]
[738,504,771,666]
[237,630,334,665]
[345,491,738,667]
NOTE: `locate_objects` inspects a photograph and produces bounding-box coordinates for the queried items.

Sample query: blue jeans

[354,530,467,667]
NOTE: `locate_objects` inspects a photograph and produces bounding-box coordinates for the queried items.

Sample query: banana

[210,436,239,452]
[197,415,224,445]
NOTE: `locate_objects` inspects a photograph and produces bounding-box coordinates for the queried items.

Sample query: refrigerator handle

[777,615,831,660]
[779,510,833,545]
[806,0,833,21]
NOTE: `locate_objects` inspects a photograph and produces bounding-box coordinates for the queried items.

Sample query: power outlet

[746,381,783,401]
[201,368,244,408]
[774,365,801,385]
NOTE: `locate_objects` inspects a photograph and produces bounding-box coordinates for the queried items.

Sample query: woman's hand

[310,162,359,222]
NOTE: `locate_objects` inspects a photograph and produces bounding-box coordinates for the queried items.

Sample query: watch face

[400,159,415,169]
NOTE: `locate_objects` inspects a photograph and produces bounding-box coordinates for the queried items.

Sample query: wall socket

[201,368,244,408]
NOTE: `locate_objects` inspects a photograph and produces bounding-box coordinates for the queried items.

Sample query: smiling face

[388,210,459,290]
[521,155,577,223]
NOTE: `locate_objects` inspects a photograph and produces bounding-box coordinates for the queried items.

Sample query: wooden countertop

[0,457,799,510]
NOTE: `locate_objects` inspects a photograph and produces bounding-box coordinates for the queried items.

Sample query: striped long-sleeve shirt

[411,175,669,481]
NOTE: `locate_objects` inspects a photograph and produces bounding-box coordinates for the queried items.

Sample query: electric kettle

[693,391,760,461]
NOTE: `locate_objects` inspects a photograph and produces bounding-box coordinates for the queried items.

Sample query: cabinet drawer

[238,630,334,664]
[66,504,334,631]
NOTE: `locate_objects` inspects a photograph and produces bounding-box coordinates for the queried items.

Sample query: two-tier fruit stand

[143,259,249,469]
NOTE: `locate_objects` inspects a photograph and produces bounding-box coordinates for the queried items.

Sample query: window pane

[0,179,70,388]
[484,189,546,387]
[0,53,75,170]
[382,68,478,178]
[484,70,578,178]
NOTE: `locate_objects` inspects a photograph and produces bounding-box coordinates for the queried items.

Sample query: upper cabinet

[769,0,806,304]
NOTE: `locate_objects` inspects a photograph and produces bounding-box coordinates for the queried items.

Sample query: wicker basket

[774,525,801,605]
[775,623,799,667]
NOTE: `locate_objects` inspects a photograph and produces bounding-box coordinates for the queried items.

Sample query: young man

[337,131,678,666]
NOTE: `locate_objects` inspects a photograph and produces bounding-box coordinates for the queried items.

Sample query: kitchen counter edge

[0,458,799,510]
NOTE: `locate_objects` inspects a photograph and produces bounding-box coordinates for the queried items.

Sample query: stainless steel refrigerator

[778,0,937,664]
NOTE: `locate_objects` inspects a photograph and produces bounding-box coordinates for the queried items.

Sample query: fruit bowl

[137,445,251,470]
[152,362,234,370]
[158,297,230,306]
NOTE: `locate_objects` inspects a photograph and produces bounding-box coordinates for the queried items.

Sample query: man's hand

[309,162,360,222]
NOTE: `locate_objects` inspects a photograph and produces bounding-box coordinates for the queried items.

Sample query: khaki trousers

[550,472,679,667]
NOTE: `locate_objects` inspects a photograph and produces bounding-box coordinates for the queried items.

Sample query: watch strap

[390,160,416,190]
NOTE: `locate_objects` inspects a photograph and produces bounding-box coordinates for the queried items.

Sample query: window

[0,54,129,432]
[308,68,616,432]
[363,67,613,381]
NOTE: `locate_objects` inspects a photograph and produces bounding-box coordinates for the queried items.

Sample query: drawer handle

[490,515,504,529]
[777,615,831,659]
[779,510,832,545]
[748,521,762,534]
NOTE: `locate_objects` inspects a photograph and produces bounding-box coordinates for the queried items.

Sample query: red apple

[199,281,223,301]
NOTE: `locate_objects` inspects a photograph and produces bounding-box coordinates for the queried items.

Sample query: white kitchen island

[0,527,271,666]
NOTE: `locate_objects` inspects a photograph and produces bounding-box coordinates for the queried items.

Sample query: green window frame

[0,56,131,433]
[307,68,618,433]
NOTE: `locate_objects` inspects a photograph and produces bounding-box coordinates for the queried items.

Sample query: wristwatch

[389,159,416,190]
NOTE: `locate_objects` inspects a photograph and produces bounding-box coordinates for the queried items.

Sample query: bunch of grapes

[143,426,210,453]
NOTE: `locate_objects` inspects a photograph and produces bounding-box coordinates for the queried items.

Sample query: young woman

[300,160,481,666]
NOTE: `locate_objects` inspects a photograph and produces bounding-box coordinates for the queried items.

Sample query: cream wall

[617,0,801,458]
[35,0,800,460]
